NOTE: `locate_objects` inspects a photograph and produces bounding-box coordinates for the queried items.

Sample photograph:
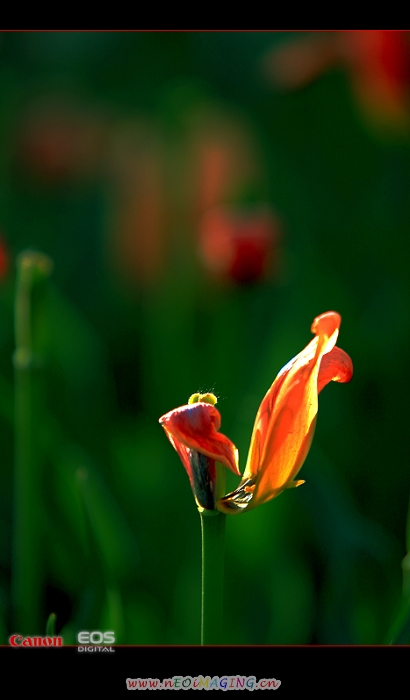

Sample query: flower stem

[12,251,53,632]
[200,509,226,645]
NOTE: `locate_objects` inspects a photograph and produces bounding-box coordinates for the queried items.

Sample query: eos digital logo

[77,631,115,652]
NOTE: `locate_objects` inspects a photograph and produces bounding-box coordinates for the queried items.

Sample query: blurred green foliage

[0,31,409,644]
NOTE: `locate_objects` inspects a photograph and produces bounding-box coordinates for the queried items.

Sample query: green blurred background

[0,30,409,645]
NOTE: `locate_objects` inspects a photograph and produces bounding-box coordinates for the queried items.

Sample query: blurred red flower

[0,235,9,279]
[198,205,280,285]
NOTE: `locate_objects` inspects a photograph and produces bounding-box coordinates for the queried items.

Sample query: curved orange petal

[317,346,353,393]
[218,311,352,514]
[245,311,340,490]
[159,402,240,477]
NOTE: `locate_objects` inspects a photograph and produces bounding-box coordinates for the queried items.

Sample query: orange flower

[159,312,352,514]
[159,393,240,511]
[217,311,353,513]
[264,30,410,130]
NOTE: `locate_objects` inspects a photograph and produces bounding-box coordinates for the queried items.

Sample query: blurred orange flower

[218,311,353,513]
[265,30,410,129]
[18,97,107,183]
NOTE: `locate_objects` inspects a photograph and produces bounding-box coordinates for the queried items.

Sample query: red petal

[318,346,353,394]
[159,402,240,476]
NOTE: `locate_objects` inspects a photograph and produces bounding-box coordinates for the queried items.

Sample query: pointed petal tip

[286,479,305,489]
[311,310,341,337]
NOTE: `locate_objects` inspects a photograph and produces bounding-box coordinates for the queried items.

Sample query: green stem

[12,251,53,632]
[200,509,226,645]
[46,612,57,637]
